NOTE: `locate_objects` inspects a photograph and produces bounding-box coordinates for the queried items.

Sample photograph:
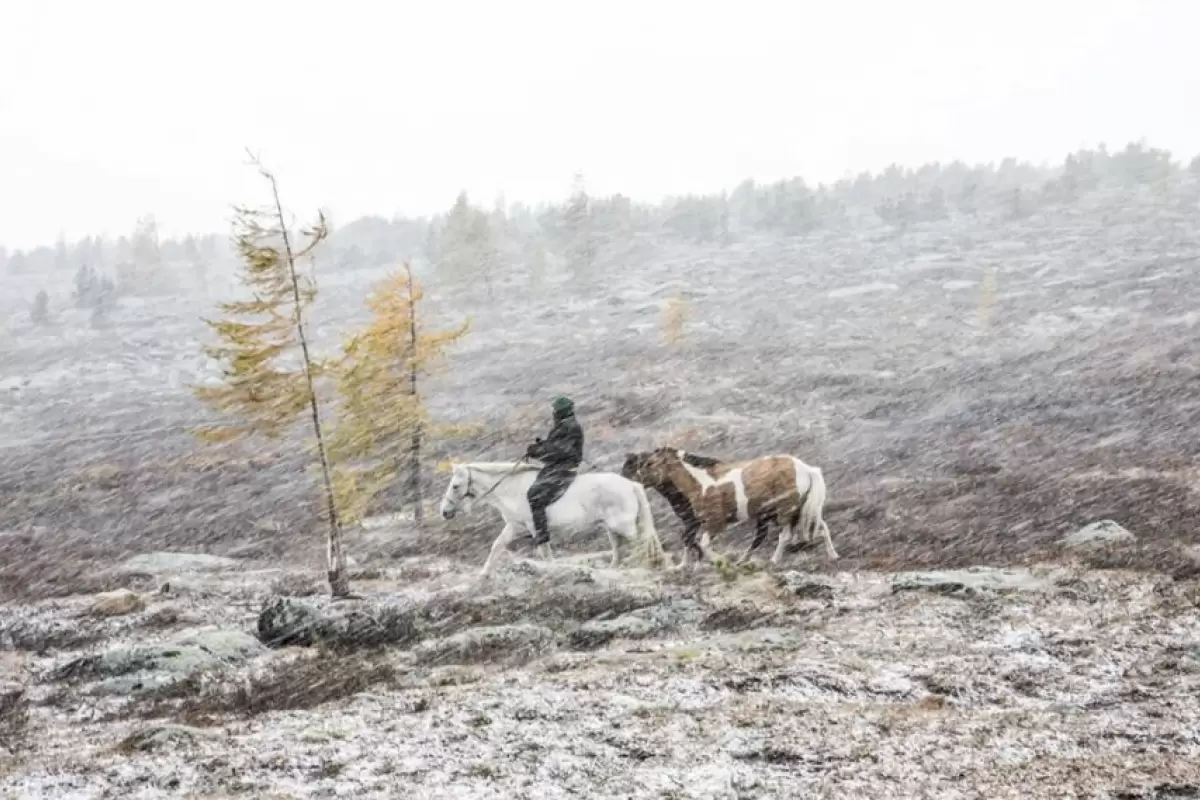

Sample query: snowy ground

[2,548,1199,799]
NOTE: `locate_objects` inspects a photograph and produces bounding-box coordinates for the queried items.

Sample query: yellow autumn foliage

[192,201,328,442]
[328,263,470,525]
[663,293,687,347]
[190,154,351,597]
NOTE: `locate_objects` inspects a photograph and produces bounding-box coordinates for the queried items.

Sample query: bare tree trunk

[404,263,424,525]
[265,170,350,598]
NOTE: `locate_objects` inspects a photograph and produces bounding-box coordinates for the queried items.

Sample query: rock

[774,571,835,600]
[412,624,556,666]
[570,615,661,650]
[569,599,708,650]
[1059,520,1136,551]
[48,627,263,693]
[699,604,782,632]
[891,567,1057,598]
[175,629,265,662]
[1174,545,1200,580]
[89,589,146,617]
[120,552,240,574]
[139,605,203,629]
[117,724,217,753]
[257,596,327,648]
[3,618,106,653]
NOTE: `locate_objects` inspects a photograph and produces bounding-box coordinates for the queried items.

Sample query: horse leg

[800,510,818,545]
[678,521,703,570]
[605,524,622,568]
[819,520,839,561]
[698,521,723,565]
[480,522,516,577]
[738,516,771,565]
[771,516,795,566]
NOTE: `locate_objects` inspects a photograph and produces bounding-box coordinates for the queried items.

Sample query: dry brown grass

[132,651,401,721]
[0,686,30,754]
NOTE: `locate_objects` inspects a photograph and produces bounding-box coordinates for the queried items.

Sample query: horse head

[620,452,645,482]
[439,464,472,520]
[621,449,679,488]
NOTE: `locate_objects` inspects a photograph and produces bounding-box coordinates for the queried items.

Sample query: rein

[457,456,595,508]
[464,458,529,504]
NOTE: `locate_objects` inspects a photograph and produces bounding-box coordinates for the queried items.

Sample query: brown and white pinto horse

[621,447,838,567]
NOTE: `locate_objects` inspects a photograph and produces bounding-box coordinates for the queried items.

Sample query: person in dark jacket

[525,395,584,546]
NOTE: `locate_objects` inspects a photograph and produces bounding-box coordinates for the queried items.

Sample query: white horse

[438,461,669,576]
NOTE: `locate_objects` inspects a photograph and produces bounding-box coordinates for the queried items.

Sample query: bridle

[448,459,529,512]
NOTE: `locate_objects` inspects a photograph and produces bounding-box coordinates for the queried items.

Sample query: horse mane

[461,461,542,475]
[677,450,724,469]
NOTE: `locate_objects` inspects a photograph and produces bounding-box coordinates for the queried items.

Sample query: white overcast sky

[1,0,1197,249]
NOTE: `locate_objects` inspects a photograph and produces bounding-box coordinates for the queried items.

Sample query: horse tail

[631,481,669,569]
[794,458,838,561]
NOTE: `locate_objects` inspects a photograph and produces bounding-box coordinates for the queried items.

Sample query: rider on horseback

[525,395,584,546]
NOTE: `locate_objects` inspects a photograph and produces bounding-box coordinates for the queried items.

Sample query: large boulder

[1059,520,1136,551]
[257,596,327,648]
[254,563,665,652]
[89,589,146,618]
[47,628,264,696]
[891,567,1058,598]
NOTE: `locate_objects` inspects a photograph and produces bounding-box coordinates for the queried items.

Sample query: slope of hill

[2,185,1200,593]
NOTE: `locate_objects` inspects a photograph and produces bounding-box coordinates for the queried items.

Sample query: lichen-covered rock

[47,628,263,694]
[175,629,265,662]
[569,614,661,650]
[891,567,1058,597]
[569,599,708,650]
[1060,520,1136,550]
[774,571,836,600]
[699,603,782,632]
[412,624,556,666]
[257,596,325,648]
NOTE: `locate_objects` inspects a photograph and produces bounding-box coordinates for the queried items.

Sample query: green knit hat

[552,396,575,416]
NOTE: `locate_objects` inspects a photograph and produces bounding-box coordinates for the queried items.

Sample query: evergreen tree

[563,172,593,276]
[437,191,495,294]
[31,290,49,325]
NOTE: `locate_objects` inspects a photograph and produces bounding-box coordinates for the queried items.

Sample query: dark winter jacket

[526,400,584,469]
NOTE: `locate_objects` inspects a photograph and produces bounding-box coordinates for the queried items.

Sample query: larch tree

[192,153,352,598]
[662,292,687,348]
[329,262,470,527]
